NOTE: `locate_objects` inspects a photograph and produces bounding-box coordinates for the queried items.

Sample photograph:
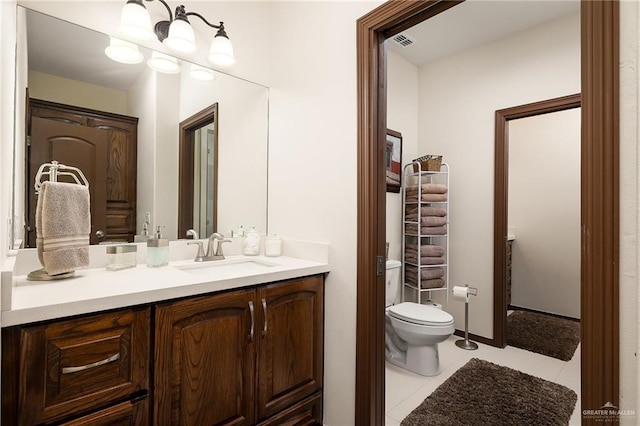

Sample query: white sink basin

[175,258,277,277]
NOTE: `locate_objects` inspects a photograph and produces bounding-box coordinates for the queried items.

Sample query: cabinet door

[1,307,150,425]
[154,288,256,426]
[256,276,324,420]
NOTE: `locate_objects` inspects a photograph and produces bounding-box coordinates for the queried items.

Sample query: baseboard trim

[508,305,580,323]
[453,329,496,347]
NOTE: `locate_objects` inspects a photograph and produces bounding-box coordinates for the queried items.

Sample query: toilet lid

[388,302,454,326]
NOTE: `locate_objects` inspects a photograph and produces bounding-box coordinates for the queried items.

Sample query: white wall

[508,108,580,318]
[1,0,17,260]
[417,13,580,338]
[386,50,419,272]
[13,6,27,250]
[267,2,381,424]
[619,0,639,419]
[28,71,128,115]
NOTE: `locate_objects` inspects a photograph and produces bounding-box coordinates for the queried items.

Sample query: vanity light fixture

[147,51,181,73]
[189,63,215,82]
[105,37,144,64]
[118,0,235,67]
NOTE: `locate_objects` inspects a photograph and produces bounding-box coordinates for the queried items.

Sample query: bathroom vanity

[1,243,329,425]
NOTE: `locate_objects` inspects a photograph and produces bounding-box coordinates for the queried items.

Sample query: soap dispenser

[134,222,150,243]
[147,225,169,267]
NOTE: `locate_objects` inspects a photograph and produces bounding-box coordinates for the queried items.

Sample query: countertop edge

[2,262,330,328]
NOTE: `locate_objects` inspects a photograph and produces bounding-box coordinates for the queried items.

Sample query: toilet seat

[388,302,454,327]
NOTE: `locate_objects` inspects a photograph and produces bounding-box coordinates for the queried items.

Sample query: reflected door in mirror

[28,117,108,246]
[28,99,138,245]
[179,104,218,239]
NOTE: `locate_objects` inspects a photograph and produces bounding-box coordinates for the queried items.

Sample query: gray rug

[507,310,580,361]
[401,358,577,426]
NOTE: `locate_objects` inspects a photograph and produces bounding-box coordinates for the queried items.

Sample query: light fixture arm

[185,12,224,31]
[143,0,172,21]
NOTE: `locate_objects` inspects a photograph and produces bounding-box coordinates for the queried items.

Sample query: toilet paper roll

[452,286,469,302]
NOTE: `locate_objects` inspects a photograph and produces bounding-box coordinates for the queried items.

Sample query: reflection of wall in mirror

[180,71,269,237]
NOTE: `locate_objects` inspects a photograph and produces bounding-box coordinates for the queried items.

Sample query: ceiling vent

[391,33,416,48]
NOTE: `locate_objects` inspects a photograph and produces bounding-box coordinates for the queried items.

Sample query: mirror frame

[178,103,219,239]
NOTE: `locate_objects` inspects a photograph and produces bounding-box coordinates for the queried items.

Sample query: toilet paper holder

[452,284,479,350]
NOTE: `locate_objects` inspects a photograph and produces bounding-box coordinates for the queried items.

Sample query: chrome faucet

[186,229,199,240]
[188,232,231,262]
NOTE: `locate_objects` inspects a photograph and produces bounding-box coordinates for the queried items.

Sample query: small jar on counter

[242,227,260,256]
[106,245,137,271]
[264,235,282,257]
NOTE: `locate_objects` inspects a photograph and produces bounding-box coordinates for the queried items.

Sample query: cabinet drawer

[257,392,322,426]
[2,307,150,425]
[59,396,148,426]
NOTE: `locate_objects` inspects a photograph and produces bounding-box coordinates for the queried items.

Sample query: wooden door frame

[493,93,582,348]
[177,103,219,239]
[356,1,619,424]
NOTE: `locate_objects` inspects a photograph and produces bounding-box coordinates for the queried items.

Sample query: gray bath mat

[401,358,577,426]
[507,310,580,361]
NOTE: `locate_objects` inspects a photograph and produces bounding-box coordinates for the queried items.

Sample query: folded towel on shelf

[404,254,445,265]
[405,224,447,235]
[405,276,446,289]
[405,244,445,257]
[406,216,446,227]
[405,265,445,280]
[405,183,448,194]
[405,274,446,289]
[405,193,448,202]
[36,181,90,275]
[405,206,447,217]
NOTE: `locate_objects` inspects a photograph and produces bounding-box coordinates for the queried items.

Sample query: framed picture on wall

[386,129,402,193]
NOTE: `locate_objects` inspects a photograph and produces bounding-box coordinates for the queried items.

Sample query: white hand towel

[36,181,90,275]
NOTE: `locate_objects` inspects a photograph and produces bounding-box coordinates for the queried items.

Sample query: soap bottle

[134,222,150,243]
[147,225,169,267]
[242,227,260,256]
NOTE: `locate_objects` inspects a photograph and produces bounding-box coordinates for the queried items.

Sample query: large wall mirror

[11,6,268,248]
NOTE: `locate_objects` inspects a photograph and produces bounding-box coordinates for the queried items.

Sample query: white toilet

[385,259,454,376]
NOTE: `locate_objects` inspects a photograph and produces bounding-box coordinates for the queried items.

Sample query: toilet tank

[385,260,402,307]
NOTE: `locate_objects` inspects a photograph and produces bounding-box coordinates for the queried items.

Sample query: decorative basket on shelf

[412,155,442,172]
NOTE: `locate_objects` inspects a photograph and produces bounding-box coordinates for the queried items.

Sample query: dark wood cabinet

[2,274,325,426]
[256,276,324,420]
[1,307,150,425]
[154,288,256,425]
[154,275,325,425]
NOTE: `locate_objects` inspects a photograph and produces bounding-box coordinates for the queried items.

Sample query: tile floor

[385,336,581,425]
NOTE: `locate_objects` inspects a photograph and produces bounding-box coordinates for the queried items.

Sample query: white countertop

[2,240,330,327]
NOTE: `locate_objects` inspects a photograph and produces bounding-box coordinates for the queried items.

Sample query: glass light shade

[105,37,144,64]
[147,51,181,74]
[189,64,215,82]
[164,19,197,54]
[208,35,235,67]
[118,2,155,41]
